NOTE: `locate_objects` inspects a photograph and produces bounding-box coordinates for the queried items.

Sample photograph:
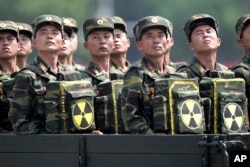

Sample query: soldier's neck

[0,57,17,73]
[38,52,59,72]
[195,52,217,71]
[110,53,127,71]
[92,56,110,75]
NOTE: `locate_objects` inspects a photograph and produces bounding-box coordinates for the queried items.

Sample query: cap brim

[0,29,18,37]
[35,22,62,32]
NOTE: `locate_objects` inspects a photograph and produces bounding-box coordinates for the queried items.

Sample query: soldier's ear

[83,41,88,50]
[237,38,244,47]
[168,38,174,46]
[32,38,37,48]
[136,41,143,51]
[188,42,195,51]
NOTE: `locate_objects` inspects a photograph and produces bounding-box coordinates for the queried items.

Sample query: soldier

[177,13,231,80]
[8,14,71,134]
[121,16,185,134]
[58,18,73,66]
[230,14,250,130]
[59,17,85,71]
[156,17,186,70]
[0,20,20,133]
[178,14,249,134]
[81,16,117,89]
[81,16,126,134]
[16,22,33,69]
[110,16,130,73]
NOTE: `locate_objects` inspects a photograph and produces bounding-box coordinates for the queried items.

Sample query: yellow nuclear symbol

[180,99,202,129]
[72,99,94,130]
[223,102,244,132]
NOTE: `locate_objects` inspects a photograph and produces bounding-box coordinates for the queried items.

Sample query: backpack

[152,78,206,134]
[199,77,249,133]
[94,79,125,134]
[45,80,96,133]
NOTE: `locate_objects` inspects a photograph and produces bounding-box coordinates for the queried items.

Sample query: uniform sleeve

[121,68,154,134]
[8,72,45,134]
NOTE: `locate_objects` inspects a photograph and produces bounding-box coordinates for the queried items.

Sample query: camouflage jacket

[169,61,187,70]
[80,61,124,91]
[0,67,19,133]
[230,55,250,83]
[177,56,230,81]
[8,56,69,134]
[110,60,131,73]
[72,62,85,71]
[121,57,184,134]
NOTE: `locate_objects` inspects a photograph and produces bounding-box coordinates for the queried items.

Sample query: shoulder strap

[231,62,249,71]
[178,64,202,80]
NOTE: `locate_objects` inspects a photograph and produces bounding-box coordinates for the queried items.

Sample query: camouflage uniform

[231,14,250,129]
[81,16,123,90]
[8,15,70,134]
[177,56,230,81]
[110,60,130,73]
[122,16,183,134]
[177,14,230,80]
[0,21,19,133]
[0,68,18,133]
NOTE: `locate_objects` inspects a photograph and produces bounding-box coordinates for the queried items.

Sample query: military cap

[235,14,250,38]
[62,17,78,33]
[83,16,114,40]
[16,22,33,39]
[62,18,73,37]
[133,16,173,41]
[32,14,62,33]
[184,13,219,42]
[0,20,19,38]
[111,16,127,33]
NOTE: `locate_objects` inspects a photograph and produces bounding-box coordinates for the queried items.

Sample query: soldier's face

[59,32,72,58]
[188,25,221,52]
[237,24,250,54]
[0,32,19,59]
[136,28,169,58]
[70,32,78,52]
[17,34,32,58]
[84,30,114,57]
[32,25,63,53]
[111,29,130,55]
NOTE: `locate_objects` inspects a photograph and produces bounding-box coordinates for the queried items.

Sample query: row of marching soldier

[0,13,250,135]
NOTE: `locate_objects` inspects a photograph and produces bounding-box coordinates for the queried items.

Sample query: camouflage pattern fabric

[231,55,250,131]
[110,60,130,73]
[0,73,15,133]
[79,61,123,91]
[177,56,231,81]
[152,78,205,134]
[169,61,187,70]
[200,77,249,134]
[79,61,126,134]
[8,56,76,134]
[121,57,187,134]
[95,80,124,134]
[45,80,96,134]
